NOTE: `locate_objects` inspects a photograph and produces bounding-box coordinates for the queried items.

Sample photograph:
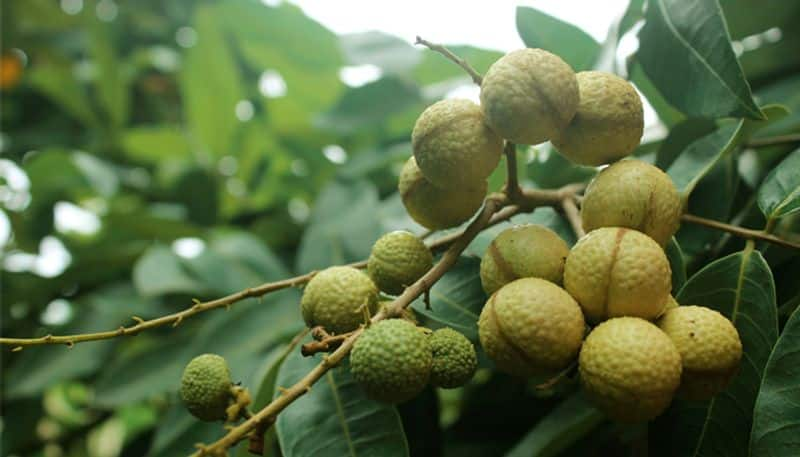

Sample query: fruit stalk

[414,36,483,85]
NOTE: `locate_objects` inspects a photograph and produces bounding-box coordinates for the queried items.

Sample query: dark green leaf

[87,7,129,128]
[629,63,685,127]
[667,120,744,196]
[515,7,600,71]
[637,0,764,119]
[149,403,225,457]
[665,238,687,294]
[757,147,800,220]
[655,119,718,170]
[527,145,597,190]
[132,245,207,297]
[275,341,409,457]
[653,247,778,456]
[27,61,99,127]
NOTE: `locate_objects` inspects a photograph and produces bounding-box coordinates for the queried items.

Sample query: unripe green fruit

[429,328,478,388]
[350,319,432,403]
[480,224,569,296]
[478,278,585,377]
[581,160,682,246]
[368,231,433,295]
[658,306,742,400]
[301,266,379,334]
[552,71,644,165]
[180,354,233,422]
[579,317,682,422]
[564,227,671,323]
[412,98,503,187]
[399,157,486,230]
[480,48,579,145]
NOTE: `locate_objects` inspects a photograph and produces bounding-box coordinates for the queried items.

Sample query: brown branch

[561,197,586,239]
[414,36,483,85]
[681,213,800,250]
[746,133,800,148]
[301,329,357,356]
[503,142,521,201]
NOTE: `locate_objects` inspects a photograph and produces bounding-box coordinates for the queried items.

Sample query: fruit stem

[561,197,586,239]
[504,141,523,201]
[414,36,484,85]
[681,213,800,250]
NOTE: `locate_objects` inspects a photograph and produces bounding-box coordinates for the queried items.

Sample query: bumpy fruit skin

[399,157,486,230]
[429,328,478,388]
[658,306,742,400]
[552,71,644,165]
[301,266,379,334]
[564,228,671,322]
[350,319,432,403]
[478,278,585,377]
[480,49,579,145]
[412,98,503,187]
[581,160,682,246]
[579,317,682,422]
[180,354,233,422]
[368,231,433,295]
[480,224,570,295]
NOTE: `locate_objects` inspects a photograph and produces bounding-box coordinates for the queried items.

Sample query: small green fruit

[478,278,585,377]
[180,354,233,422]
[399,157,486,230]
[658,306,742,400]
[350,319,432,403]
[553,71,643,165]
[579,317,682,422]
[581,160,682,246]
[301,266,379,334]
[429,328,478,388]
[368,231,433,295]
[412,98,503,187]
[480,48,579,145]
[480,224,569,296]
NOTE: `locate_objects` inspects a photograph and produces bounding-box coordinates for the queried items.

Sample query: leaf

[149,403,224,457]
[629,62,685,127]
[87,7,129,128]
[410,256,485,341]
[595,0,645,73]
[754,75,800,138]
[121,126,192,164]
[652,246,778,457]
[527,145,597,190]
[413,46,502,85]
[757,147,800,221]
[637,0,764,120]
[655,119,718,170]
[504,392,605,457]
[667,120,744,197]
[340,31,420,74]
[515,7,600,71]
[275,341,410,457]
[28,61,99,127]
[665,238,687,295]
[750,306,800,456]
[132,245,207,298]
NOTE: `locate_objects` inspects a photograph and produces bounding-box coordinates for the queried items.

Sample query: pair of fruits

[401,48,644,231]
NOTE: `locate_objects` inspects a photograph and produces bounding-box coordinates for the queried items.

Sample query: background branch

[681,213,800,250]
[746,133,800,148]
[414,36,483,85]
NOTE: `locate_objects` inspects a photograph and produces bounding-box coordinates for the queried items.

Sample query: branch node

[12,346,22,352]
[131,315,145,325]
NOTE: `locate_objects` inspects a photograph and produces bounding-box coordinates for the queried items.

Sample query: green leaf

[504,392,605,457]
[132,245,207,297]
[653,246,778,456]
[27,61,99,127]
[87,5,129,129]
[629,63,685,127]
[665,238,687,295]
[149,403,224,457]
[655,119,718,170]
[275,341,410,457]
[757,148,800,221]
[754,75,800,138]
[413,46,502,85]
[121,126,192,164]
[340,31,420,74]
[181,4,244,157]
[515,7,600,71]
[750,306,800,456]
[527,145,597,190]
[410,256,485,341]
[667,120,744,197]
[637,0,764,120]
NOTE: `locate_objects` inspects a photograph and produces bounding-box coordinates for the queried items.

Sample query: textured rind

[412,98,503,187]
[350,319,432,403]
[553,71,644,165]
[479,224,570,295]
[429,328,478,388]
[368,231,433,295]
[478,278,585,377]
[658,306,742,400]
[480,49,579,145]
[300,266,379,334]
[180,354,232,422]
[399,157,487,230]
[581,160,682,246]
[579,317,682,422]
[564,227,671,322]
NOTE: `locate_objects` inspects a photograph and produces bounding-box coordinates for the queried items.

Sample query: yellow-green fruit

[368,231,433,295]
[180,354,233,422]
[564,228,671,322]
[350,319,432,403]
[478,278,585,377]
[429,328,478,388]
[579,317,682,422]
[581,160,682,246]
[658,306,742,400]
[399,157,486,230]
[480,224,570,296]
[552,71,644,165]
[412,98,503,187]
[301,266,379,334]
[480,48,579,145]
